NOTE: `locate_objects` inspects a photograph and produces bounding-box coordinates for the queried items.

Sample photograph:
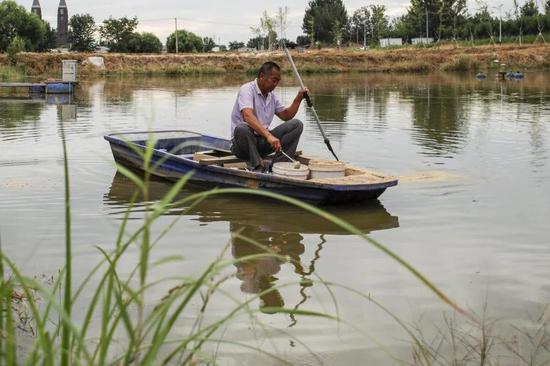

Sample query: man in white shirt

[230,61,308,172]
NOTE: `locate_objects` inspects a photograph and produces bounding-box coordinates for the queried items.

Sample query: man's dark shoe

[246,160,272,173]
[261,159,273,172]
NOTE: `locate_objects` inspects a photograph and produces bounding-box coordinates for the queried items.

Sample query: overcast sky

[18,0,524,44]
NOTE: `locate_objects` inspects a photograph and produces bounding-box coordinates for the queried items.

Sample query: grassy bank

[0,65,25,81]
[0,43,549,78]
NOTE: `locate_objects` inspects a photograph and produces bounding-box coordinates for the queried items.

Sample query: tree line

[3,0,550,55]
[0,0,215,54]
[299,0,550,46]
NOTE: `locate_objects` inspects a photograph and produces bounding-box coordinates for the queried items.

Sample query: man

[230,61,308,172]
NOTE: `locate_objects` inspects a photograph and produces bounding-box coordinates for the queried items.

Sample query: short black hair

[258,61,281,78]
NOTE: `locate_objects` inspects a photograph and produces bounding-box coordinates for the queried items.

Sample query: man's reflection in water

[231,222,306,313]
[104,173,399,324]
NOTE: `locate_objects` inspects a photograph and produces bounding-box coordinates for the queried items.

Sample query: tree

[69,14,96,52]
[99,16,138,52]
[127,32,162,53]
[438,0,467,40]
[36,23,57,51]
[251,11,277,50]
[202,37,216,52]
[275,6,289,41]
[472,3,497,42]
[390,15,415,41]
[0,0,46,51]
[405,0,442,39]
[521,0,539,17]
[370,5,389,44]
[513,0,524,44]
[545,0,550,14]
[247,36,265,50]
[302,0,349,44]
[7,36,24,64]
[139,33,162,53]
[350,6,371,45]
[296,35,310,46]
[228,41,245,50]
[166,30,203,53]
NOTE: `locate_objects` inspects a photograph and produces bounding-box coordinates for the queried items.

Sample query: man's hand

[267,134,281,152]
[297,87,310,101]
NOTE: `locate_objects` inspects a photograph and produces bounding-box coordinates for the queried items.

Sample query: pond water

[1,72,549,364]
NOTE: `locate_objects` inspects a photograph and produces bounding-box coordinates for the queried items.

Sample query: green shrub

[7,36,25,65]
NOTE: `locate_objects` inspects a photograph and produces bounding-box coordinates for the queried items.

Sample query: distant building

[31,0,41,19]
[412,37,434,45]
[95,46,110,53]
[379,38,403,47]
[237,47,255,53]
[30,0,69,47]
[56,0,69,47]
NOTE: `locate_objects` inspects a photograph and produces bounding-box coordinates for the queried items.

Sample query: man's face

[258,69,281,93]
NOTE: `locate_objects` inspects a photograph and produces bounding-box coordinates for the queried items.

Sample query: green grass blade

[59,120,72,366]
[4,281,17,365]
[2,259,54,366]
[0,238,5,361]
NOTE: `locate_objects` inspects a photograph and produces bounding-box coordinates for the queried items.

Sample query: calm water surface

[1,72,549,364]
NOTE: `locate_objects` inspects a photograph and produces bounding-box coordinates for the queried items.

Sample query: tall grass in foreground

[0,133,470,365]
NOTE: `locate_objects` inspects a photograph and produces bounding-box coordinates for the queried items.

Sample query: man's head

[257,61,281,94]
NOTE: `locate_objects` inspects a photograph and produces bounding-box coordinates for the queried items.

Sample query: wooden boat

[104,130,398,205]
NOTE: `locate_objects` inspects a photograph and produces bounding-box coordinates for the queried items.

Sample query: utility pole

[363,19,366,49]
[174,17,178,53]
[498,4,503,44]
[425,6,429,41]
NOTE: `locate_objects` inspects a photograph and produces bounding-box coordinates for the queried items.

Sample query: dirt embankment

[1,44,549,77]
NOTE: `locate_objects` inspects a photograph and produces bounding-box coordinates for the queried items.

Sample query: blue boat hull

[105,131,398,205]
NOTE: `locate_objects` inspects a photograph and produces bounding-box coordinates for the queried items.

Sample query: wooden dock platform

[0,82,46,88]
[0,81,76,95]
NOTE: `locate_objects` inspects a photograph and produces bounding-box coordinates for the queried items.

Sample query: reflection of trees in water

[78,75,249,106]
[509,96,548,172]
[527,117,548,172]
[0,101,44,129]
[406,85,470,156]
[309,88,349,123]
[349,86,392,130]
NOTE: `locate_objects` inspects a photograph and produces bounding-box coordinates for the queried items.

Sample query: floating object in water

[272,162,310,180]
[505,71,524,80]
[398,171,462,183]
[308,160,346,179]
[475,72,487,80]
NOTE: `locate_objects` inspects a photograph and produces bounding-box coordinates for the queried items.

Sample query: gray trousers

[231,119,303,169]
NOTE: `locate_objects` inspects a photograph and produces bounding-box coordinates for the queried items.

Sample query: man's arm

[276,88,309,121]
[241,108,281,152]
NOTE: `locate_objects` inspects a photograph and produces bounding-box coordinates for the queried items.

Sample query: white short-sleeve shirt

[230,79,286,137]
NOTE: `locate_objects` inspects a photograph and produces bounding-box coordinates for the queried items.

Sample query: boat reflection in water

[104,173,399,323]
